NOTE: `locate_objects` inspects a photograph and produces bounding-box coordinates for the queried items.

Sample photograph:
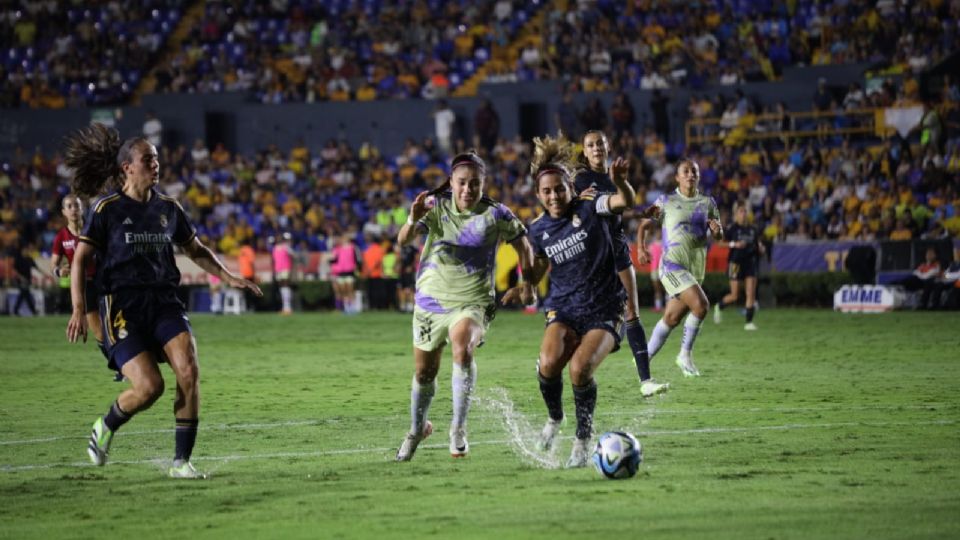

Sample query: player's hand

[638,205,661,220]
[501,285,535,306]
[227,276,263,297]
[637,247,652,265]
[708,218,722,235]
[578,186,597,199]
[67,309,88,343]
[410,191,431,223]
[609,157,629,184]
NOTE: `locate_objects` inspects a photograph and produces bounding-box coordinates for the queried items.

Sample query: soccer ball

[592,431,642,479]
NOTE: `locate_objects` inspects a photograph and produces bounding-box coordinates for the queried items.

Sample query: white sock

[410,376,436,435]
[681,314,704,355]
[354,291,364,313]
[280,286,292,312]
[647,319,673,359]
[451,362,477,432]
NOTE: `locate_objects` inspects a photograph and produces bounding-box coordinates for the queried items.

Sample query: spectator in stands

[143,112,163,149]
[897,247,943,310]
[609,92,635,140]
[362,233,386,310]
[555,90,580,141]
[473,98,500,153]
[579,97,607,134]
[433,100,457,156]
[937,251,960,310]
[651,90,670,142]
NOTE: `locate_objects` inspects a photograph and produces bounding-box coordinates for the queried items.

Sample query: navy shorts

[544,309,623,352]
[727,259,757,280]
[613,235,632,273]
[99,288,192,372]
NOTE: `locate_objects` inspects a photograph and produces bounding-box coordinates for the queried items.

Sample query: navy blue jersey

[529,195,625,319]
[80,189,196,293]
[725,223,761,265]
[574,168,630,271]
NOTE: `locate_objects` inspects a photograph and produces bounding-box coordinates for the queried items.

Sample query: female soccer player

[574,130,667,397]
[395,150,534,462]
[63,123,261,478]
[504,135,656,468]
[51,194,107,361]
[714,203,765,330]
[637,159,723,377]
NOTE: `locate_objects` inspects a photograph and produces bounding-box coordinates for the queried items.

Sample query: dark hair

[64,123,150,198]
[577,130,608,171]
[427,150,485,197]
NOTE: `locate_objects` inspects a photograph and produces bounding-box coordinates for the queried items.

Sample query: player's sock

[451,361,476,431]
[654,297,663,311]
[537,370,564,421]
[174,418,199,461]
[647,319,673,359]
[280,286,292,312]
[103,400,131,432]
[717,299,726,310]
[211,292,222,313]
[746,305,755,323]
[624,318,651,381]
[410,376,436,435]
[572,379,597,440]
[681,313,704,355]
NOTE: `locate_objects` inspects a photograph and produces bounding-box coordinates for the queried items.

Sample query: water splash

[474,387,561,469]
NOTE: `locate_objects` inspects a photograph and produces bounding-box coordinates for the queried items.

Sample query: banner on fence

[772,241,876,272]
[833,284,905,313]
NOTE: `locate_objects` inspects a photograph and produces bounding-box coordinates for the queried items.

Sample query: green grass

[1,309,958,539]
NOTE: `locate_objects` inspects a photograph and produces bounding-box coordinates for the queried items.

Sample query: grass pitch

[1,309,958,539]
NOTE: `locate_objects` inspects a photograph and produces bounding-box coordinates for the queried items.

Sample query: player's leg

[565,328,616,468]
[744,276,758,330]
[676,284,710,377]
[162,330,205,477]
[537,320,579,450]
[647,296,688,359]
[447,312,486,457]
[617,266,655,387]
[89,351,165,466]
[716,273,741,323]
[398,309,444,461]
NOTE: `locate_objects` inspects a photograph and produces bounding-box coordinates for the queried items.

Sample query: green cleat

[168,459,207,479]
[87,417,113,466]
[640,378,670,397]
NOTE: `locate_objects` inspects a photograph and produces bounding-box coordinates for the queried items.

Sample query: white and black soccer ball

[592,431,642,479]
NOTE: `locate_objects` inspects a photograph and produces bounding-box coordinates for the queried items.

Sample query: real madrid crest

[572,215,582,228]
[159,213,168,228]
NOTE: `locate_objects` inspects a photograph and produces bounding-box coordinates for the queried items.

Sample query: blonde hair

[530,133,578,187]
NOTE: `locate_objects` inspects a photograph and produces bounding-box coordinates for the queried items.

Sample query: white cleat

[713,303,722,324]
[168,459,207,479]
[676,352,701,377]
[449,427,469,458]
[396,420,433,462]
[566,437,592,468]
[640,378,670,397]
[744,322,758,331]
[537,417,563,451]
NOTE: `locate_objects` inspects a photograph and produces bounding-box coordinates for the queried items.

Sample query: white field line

[1,418,955,473]
[0,402,954,447]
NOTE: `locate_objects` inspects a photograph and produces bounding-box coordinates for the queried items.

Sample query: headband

[535,167,566,181]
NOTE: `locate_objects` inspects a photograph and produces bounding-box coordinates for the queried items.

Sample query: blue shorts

[613,235,632,273]
[99,288,192,371]
[544,309,623,352]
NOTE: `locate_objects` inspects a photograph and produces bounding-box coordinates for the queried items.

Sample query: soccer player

[503,134,657,468]
[714,203,765,330]
[574,130,668,398]
[395,151,534,462]
[63,123,262,478]
[329,233,361,313]
[51,194,118,377]
[637,159,723,377]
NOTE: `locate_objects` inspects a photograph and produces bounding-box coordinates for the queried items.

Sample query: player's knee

[137,375,165,404]
[692,302,709,320]
[568,363,593,386]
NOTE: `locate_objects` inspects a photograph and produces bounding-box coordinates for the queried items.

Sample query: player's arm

[509,234,536,304]
[501,255,549,306]
[605,157,636,212]
[398,191,430,246]
[66,241,94,343]
[182,237,263,296]
[635,211,660,265]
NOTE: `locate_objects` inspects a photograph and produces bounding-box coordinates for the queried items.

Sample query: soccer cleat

[87,417,114,466]
[713,303,722,324]
[537,417,563,451]
[396,420,433,462]
[744,322,758,331]
[640,378,670,397]
[676,352,701,377]
[566,437,592,468]
[449,427,469,458]
[168,459,208,479]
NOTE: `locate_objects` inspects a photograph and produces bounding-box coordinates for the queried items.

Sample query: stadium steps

[451,2,550,97]
[132,0,207,104]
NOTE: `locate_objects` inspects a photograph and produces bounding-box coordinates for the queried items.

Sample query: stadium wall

[0,64,871,158]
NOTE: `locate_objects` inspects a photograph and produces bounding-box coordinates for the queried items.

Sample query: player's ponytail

[530,133,577,189]
[64,123,150,198]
